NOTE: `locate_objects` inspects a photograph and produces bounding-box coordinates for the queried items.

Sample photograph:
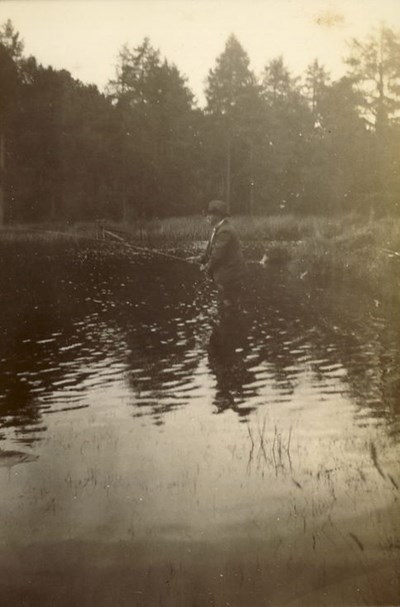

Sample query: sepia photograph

[0,0,399,605]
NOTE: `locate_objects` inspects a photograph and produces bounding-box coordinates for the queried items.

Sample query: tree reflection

[0,239,400,444]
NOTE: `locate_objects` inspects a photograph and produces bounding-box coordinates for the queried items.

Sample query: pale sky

[1,0,399,105]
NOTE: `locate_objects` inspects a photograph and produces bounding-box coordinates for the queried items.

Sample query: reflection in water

[207,310,256,417]
[0,239,400,605]
[0,240,400,440]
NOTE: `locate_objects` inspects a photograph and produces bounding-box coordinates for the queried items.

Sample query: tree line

[1,19,400,223]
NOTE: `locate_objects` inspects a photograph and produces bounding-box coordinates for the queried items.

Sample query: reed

[1,214,399,304]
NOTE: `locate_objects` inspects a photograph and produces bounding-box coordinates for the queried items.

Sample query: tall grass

[287,216,400,304]
[3,214,400,252]
[5,213,396,245]
[103,213,381,245]
[2,215,400,303]
[105,216,209,246]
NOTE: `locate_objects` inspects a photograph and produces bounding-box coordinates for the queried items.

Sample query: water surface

[0,239,399,606]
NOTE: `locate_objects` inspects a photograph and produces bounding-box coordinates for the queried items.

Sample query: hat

[207,200,229,217]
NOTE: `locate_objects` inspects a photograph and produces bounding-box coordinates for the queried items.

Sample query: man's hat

[207,200,229,217]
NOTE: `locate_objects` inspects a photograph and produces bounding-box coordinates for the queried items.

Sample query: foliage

[0,21,400,223]
[345,25,400,130]
[259,56,310,213]
[107,38,198,218]
[204,35,263,214]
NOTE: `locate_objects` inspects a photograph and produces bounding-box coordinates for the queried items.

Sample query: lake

[0,237,399,606]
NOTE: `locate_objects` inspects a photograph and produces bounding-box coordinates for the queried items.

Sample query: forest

[0,19,400,223]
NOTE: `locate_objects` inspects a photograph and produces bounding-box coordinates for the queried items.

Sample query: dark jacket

[201,219,245,287]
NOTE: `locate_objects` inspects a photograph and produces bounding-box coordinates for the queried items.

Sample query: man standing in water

[199,200,246,315]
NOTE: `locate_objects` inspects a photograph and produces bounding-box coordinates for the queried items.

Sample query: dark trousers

[216,281,242,314]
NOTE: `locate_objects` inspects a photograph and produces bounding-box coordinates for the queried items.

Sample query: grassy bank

[99,214,353,247]
[284,216,400,306]
[2,214,400,305]
[98,214,400,305]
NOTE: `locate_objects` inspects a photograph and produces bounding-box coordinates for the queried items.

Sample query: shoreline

[1,214,399,306]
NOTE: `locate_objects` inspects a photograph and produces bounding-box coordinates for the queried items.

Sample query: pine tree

[346,25,400,211]
[345,25,400,132]
[262,56,299,105]
[261,56,310,213]
[303,59,330,116]
[108,38,195,218]
[205,34,262,213]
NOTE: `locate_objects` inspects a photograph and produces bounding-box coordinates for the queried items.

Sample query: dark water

[0,239,399,606]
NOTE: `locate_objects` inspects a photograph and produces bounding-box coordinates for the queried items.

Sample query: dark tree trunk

[0,132,5,226]
[225,130,231,213]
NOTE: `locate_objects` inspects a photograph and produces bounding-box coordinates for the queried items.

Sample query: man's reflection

[207,309,255,417]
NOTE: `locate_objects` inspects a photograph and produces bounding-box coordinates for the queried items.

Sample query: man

[199,199,246,313]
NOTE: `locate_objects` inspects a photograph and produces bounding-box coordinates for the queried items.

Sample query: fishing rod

[102,226,212,302]
[102,227,199,266]
[102,226,264,266]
